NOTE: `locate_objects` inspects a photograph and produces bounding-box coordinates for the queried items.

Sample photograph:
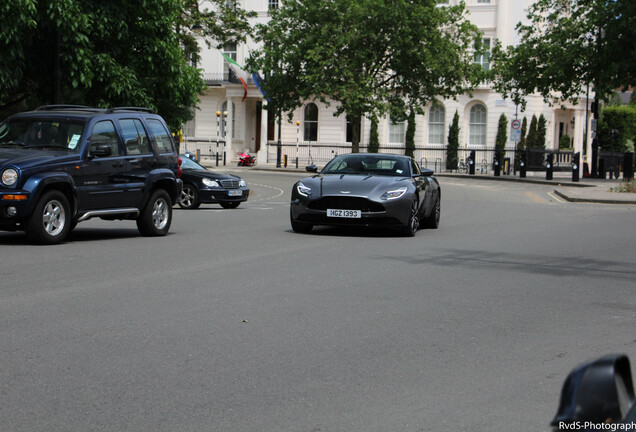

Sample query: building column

[257,102,269,164]
[227,97,235,161]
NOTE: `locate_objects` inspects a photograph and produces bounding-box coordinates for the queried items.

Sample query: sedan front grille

[308,196,385,212]
[220,179,240,188]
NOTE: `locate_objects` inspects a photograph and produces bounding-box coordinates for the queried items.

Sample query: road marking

[547,192,567,203]
[524,191,547,203]
[249,183,285,201]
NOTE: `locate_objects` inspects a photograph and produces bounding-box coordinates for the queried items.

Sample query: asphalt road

[1,171,635,432]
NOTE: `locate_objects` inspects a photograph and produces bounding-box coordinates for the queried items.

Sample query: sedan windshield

[322,155,410,176]
[0,118,86,152]
[180,156,207,170]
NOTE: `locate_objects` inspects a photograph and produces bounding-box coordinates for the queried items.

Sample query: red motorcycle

[237,151,255,166]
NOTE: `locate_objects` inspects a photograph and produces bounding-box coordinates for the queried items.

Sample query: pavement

[201,160,636,205]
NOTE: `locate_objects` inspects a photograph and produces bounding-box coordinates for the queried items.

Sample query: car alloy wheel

[403,198,419,237]
[179,184,200,209]
[137,189,172,236]
[25,190,71,244]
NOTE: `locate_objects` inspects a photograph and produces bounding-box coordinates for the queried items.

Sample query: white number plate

[327,209,361,218]
[228,190,243,196]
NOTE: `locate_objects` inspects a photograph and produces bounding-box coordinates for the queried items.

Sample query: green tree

[495,113,508,152]
[405,111,416,158]
[537,114,547,149]
[446,110,460,171]
[515,116,528,170]
[249,0,484,153]
[526,115,538,149]
[491,0,636,107]
[368,116,379,153]
[0,1,254,130]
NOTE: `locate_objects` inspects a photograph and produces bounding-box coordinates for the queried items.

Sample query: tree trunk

[351,115,362,153]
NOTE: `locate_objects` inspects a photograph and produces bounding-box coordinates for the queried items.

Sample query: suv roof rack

[107,107,156,114]
[35,105,94,111]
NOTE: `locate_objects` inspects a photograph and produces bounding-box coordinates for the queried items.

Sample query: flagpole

[276,109,282,168]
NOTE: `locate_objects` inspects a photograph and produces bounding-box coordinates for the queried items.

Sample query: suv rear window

[147,119,174,154]
[120,119,151,155]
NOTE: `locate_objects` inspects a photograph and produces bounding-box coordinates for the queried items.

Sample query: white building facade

[185,0,591,173]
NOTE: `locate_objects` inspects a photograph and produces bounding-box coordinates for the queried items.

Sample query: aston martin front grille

[220,179,239,188]
[308,196,385,212]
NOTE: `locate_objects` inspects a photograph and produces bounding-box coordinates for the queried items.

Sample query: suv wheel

[25,190,71,244]
[137,189,172,236]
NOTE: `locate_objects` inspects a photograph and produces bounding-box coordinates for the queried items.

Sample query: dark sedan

[178,157,249,209]
[290,153,440,236]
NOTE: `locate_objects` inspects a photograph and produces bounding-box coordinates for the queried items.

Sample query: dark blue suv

[0,106,182,244]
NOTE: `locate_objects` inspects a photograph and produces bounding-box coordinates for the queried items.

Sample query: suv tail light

[177,157,183,178]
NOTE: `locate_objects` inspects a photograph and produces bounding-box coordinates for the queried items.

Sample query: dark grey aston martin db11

[290,153,440,236]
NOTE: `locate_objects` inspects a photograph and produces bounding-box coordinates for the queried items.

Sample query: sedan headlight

[296,181,312,197]
[2,168,18,186]
[202,178,220,188]
[381,186,407,200]
[239,179,247,187]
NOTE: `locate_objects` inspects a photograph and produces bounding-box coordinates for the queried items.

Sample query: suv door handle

[112,161,124,168]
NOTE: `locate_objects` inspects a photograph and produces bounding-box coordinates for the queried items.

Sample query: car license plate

[228,190,243,196]
[327,209,361,218]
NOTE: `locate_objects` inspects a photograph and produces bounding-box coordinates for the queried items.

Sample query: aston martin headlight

[239,179,247,187]
[381,186,407,200]
[202,178,220,188]
[2,168,18,186]
[296,182,312,197]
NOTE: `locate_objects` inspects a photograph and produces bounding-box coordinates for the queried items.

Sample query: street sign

[510,119,522,142]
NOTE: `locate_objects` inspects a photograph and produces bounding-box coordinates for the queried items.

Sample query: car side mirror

[551,354,635,429]
[421,168,434,177]
[89,143,113,158]
[306,164,318,173]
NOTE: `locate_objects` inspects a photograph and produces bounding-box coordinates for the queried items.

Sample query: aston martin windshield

[321,154,410,176]
[0,118,85,152]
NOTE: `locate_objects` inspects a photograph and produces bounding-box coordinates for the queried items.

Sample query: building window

[223,42,237,81]
[388,116,405,144]
[268,0,279,9]
[221,101,235,138]
[428,105,445,145]
[474,38,490,71]
[469,104,487,146]
[304,103,318,141]
[476,0,490,3]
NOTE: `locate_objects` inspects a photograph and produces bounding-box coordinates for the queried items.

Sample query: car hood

[304,174,411,196]
[181,169,240,181]
[0,147,78,169]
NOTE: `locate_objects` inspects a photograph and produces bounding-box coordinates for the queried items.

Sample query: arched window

[221,101,235,138]
[428,105,445,145]
[304,103,318,141]
[388,116,405,144]
[469,104,487,146]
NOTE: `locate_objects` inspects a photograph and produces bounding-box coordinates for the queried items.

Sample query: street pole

[216,111,221,166]
[276,109,282,168]
[296,120,300,168]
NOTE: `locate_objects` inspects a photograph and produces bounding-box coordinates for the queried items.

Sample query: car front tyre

[402,198,419,237]
[25,190,71,244]
[179,184,200,209]
[137,189,172,236]
[421,193,440,229]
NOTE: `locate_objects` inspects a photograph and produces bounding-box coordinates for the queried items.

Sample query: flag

[221,52,249,102]
[251,72,269,102]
